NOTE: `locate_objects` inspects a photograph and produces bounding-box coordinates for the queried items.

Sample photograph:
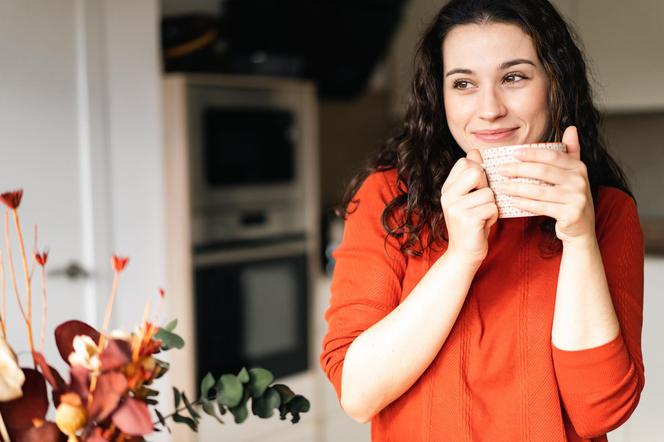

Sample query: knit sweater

[320,169,644,442]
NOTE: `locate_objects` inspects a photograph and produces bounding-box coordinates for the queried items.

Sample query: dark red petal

[158,288,165,299]
[0,369,48,433]
[13,421,66,442]
[99,339,132,371]
[88,371,128,421]
[54,320,100,364]
[112,397,154,436]
[0,189,23,209]
[69,365,91,401]
[32,351,66,390]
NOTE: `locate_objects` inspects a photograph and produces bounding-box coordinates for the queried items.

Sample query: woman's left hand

[496,126,596,246]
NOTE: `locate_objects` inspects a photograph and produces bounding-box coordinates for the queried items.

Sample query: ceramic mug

[479,142,567,218]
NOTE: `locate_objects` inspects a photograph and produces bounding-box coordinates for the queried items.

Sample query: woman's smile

[472,127,520,143]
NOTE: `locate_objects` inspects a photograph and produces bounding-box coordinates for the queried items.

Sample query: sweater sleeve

[319,171,407,401]
[551,188,645,438]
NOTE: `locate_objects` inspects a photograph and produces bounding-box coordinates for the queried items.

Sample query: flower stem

[4,213,28,334]
[40,265,47,352]
[152,395,211,426]
[0,410,11,442]
[89,268,121,408]
[12,209,36,364]
[0,247,7,339]
[98,269,120,351]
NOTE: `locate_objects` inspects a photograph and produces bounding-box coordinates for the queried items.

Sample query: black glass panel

[203,107,295,186]
[195,254,308,383]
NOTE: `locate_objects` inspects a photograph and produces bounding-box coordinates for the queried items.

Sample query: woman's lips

[473,128,518,142]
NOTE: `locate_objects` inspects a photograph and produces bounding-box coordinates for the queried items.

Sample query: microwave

[184,75,318,245]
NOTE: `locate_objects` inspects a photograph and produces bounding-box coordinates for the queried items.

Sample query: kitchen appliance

[186,76,315,245]
[194,238,310,380]
[163,74,319,383]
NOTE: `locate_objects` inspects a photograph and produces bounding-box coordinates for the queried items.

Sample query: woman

[319,0,645,441]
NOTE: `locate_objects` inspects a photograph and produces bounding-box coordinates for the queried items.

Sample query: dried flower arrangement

[0,189,310,441]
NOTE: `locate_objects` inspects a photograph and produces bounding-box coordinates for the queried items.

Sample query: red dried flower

[158,288,165,299]
[35,250,49,267]
[0,189,23,209]
[111,255,129,272]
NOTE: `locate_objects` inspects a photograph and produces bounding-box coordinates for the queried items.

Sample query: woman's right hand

[440,149,499,265]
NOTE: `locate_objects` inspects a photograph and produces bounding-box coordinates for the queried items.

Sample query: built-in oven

[194,237,310,381]
[172,75,318,385]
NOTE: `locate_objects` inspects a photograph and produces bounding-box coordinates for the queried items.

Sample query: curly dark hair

[337,0,632,258]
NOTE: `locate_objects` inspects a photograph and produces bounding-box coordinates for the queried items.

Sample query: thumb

[562,126,581,160]
[466,148,482,164]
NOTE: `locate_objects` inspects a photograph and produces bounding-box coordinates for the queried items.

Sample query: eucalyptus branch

[151,394,215,426]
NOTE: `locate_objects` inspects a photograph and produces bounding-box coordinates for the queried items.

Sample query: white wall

[1,0,168,434]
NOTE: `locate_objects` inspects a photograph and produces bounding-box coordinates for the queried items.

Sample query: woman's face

[442,22,550,153]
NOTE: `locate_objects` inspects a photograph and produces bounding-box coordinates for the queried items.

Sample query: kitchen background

[0,0,662,441]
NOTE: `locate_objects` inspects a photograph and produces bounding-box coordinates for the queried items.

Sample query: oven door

[194,240,309,382]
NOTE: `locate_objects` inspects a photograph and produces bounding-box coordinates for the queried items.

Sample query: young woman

[320,0,645,441]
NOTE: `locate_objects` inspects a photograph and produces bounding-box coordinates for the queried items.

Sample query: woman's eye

[452,80,474,90]
[504,73,527,83]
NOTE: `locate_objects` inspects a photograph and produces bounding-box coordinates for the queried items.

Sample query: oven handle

[193,239,308,267]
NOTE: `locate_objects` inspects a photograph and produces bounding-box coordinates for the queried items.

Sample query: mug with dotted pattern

[479,142,567,218]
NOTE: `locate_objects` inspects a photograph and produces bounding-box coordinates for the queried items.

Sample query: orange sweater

[320,169,644,441]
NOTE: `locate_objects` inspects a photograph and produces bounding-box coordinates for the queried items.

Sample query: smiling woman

[442,23,550,150]
[320,0,644,441]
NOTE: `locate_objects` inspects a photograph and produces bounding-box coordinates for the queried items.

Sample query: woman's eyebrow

[444,58,536,77]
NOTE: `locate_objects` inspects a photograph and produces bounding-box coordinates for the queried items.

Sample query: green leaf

[173,387,182,409]
[154,358,170,378]
[182,392,201,420]
[202,399,224,424]
[289,395,311,413]
[251,387,281,418]
[173,412,198,432]
[155,408,171,433]
[215,374,243,408]
[272,384,295,404]
[248,368,274,398]
[279,395,311,424]
[237,367,250,383]
[229,402,249,424]
[200,373,215,400]
[143,387,159,397]
[155,328,185,350]
[229,390,250,424]
[163,318,178,332]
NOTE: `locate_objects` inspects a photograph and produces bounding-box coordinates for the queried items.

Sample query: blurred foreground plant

[0,189,309,441]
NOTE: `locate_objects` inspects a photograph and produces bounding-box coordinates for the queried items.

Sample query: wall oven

[194,238,309,381]
[172,74,319,383]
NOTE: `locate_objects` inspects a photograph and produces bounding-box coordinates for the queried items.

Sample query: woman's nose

[478,87,507,121]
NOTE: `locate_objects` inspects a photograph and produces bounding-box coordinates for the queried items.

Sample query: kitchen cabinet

[551,0,664,112]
